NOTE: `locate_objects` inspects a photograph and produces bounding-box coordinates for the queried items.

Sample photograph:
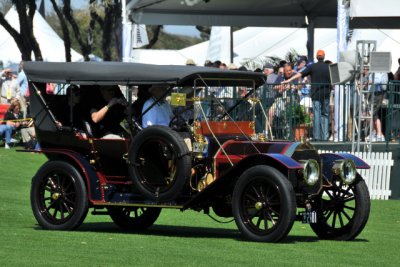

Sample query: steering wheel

[169,105,193,131]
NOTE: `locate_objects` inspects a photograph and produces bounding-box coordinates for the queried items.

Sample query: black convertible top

[24,62,265,87]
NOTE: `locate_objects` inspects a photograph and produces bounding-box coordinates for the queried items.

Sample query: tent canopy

[127,0,399,29]
[131,27,400,73]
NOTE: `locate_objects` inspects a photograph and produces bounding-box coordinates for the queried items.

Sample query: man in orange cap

[316,49,325,58]
[282,49,331,141]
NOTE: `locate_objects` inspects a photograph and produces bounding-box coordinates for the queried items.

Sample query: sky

[163,25,200,38]
[40,0,200,38]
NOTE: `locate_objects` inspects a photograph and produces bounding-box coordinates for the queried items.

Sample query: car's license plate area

[298,210,317,223]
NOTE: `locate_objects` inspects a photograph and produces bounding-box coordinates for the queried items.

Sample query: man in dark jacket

[282,49,331,141]
[394,58,400,80]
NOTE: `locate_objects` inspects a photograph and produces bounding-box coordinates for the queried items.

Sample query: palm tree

[242,49,303,71]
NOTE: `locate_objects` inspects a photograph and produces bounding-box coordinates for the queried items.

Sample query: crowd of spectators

[0,61,38,149]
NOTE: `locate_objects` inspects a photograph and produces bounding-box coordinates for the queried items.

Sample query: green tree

[47,1,203,60]
[0,0,42,61]
[49,0,72,61]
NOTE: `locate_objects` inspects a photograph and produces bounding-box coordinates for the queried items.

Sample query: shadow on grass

[76,222,240,240]
[31,222,370,243]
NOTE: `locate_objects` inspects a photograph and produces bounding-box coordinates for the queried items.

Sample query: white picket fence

[318,151,394,200]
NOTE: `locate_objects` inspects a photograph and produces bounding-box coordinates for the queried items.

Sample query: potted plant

[287,103,312,141]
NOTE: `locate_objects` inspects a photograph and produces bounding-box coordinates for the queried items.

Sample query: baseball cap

[263,62,274,69]
[186,58,196,66]
[297,56,307,65]
[228,63,238,70]
[316,49,325,58]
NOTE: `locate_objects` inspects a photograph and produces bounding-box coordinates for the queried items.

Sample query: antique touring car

[24,62,370,242]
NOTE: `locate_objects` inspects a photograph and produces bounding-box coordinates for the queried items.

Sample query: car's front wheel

[30,161,88,230]
[232,166,296,242]
[310,175,370,240]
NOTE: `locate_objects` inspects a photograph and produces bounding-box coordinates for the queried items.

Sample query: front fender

[183,154,302,210]
[320,153,370,181]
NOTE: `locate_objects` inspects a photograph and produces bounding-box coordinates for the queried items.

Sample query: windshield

[169,78,267,137]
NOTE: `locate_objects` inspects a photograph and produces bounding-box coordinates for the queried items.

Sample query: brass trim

[52,193,61,200]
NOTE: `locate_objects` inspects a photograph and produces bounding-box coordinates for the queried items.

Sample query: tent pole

[335,0,350,142]
[307,19,315,62]
[230,27,233,63]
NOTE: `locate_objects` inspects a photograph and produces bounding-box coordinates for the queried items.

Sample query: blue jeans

[0,124,13,144]
[313,99,330,141]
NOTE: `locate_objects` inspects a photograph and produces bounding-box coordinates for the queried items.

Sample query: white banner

[206,26,231,63]
[335,0,349,142]
[132,24,149,49]
[350,0,400,17]
[122,22,132,62]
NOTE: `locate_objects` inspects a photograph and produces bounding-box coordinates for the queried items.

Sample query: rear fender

[34,149,104,202]
[320,153,370,181]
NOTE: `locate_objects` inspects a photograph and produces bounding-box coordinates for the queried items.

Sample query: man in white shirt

[1,69,20,104]
[142,85,173,128]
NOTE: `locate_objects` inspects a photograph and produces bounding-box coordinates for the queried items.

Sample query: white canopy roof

[127,0,399,29]
[131,27,400,73]
[0,8,82,65]
[133,27,400,71]
[350,0,400,17]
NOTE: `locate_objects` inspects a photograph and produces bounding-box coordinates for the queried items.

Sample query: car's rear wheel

[310,175,370,240]
[128,126,191,202]
[232,166,296,242]
[107,207,161,230]
[30,161,88,230]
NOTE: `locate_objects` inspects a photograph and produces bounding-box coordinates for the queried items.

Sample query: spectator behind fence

[394,58,400,80]
[363,66,388,142]
[262,62,278,113]
[263,63,278,84]
[282,49,331,141]
[295,56,308,73]
[269,63,301,124]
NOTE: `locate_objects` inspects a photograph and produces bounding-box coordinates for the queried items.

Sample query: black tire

[30,161,88,230]
[310,175,370,240]
[232,166,296,242]
[128,126,191,202]
[108,206,161,230]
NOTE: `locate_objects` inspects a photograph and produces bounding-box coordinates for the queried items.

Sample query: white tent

[131,27,400,73]
[0,8,82,65]
[350,0,400,17]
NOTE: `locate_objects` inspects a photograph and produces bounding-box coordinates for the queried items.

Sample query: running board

[92,201,184,209]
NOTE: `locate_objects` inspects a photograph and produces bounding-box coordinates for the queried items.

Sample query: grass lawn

[0,147,399,266]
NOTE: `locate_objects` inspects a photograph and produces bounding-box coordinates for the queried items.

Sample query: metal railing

[256,82,398,143]
[386,81,400,145]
